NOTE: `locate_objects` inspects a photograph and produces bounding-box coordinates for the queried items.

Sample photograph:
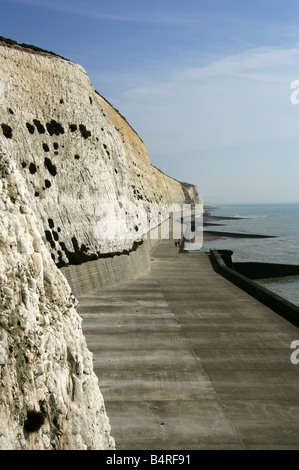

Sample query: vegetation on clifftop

[0,35,68,61]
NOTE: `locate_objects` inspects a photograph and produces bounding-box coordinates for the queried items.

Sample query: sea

[197,203,299,307]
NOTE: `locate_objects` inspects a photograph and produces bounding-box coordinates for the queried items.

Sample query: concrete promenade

[78,240,299,450]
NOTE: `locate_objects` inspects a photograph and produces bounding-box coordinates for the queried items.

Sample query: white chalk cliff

[0,39,201,450]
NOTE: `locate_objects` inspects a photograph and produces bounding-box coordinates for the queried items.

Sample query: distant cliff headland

[0,37,201,449]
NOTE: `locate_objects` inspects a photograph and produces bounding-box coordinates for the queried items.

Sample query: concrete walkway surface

[77,240,299,450]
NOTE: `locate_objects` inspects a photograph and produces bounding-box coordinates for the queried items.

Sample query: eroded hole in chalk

[48,218,54,229]
[1,123,12,138]
[24,410,45,433]
[79,124,91,139]
[26,122,35,134]
[33,119,45,134]
[29,163,37,174]
[46,120,65,136]
[69,124,77,132]
[44,158,57,176]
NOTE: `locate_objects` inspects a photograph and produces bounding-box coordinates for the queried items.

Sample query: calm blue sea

[199,203,299,307]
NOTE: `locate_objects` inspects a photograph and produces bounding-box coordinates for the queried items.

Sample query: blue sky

[1,0,299,203]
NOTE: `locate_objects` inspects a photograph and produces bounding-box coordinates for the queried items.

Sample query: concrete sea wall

[62,238,159,296]
[209,249,299,327]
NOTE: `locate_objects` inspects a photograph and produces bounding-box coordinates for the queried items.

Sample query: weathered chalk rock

[0,39,201,450]
[0,145,115,449]
[0,40,201,267]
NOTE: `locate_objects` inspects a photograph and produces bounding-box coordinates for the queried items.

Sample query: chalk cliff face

[0,150,114,449]
[0,41,201,449]
[0,41,201,267]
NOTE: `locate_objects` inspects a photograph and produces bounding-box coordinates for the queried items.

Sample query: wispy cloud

[174,47,299,81]
[108,46,299,156]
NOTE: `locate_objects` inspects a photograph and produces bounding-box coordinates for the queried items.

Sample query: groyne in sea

[233,262,299,279]
[198,203,299,307]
